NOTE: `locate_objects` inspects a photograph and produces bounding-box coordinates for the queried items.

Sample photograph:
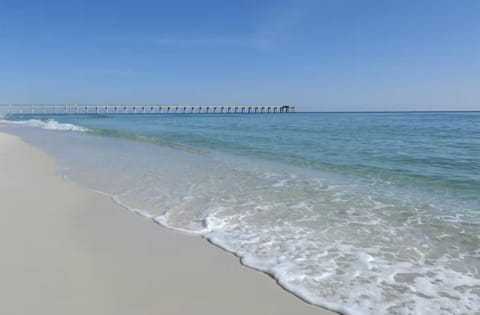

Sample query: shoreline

[0,130,336,315]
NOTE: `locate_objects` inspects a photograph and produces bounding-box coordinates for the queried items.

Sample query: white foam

[205,226,480,315]
[111,195,154,218]
[72,169,480,315]
[4,119,87,132]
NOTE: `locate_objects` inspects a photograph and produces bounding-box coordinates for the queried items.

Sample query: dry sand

[0,131,336,315]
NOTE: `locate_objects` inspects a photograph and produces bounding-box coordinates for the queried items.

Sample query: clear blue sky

[1,0,479,111]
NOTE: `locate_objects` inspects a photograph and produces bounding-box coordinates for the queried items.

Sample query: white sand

[0,131,336,315]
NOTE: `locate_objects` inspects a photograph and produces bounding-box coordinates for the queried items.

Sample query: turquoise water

[5,112,480,315]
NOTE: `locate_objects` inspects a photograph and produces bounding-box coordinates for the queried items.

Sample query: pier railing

[0,104,295,115]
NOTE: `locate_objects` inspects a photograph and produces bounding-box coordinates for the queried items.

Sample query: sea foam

[4,119,87,132]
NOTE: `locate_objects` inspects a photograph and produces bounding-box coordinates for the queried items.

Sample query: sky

[0,0,479,111]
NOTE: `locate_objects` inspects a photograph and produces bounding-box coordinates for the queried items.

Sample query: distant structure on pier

[0,104,296,115]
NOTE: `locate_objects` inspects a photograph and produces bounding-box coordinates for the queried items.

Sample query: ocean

[4,112,480,315]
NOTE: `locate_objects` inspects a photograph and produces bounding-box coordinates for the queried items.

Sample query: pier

[0,104,295,115]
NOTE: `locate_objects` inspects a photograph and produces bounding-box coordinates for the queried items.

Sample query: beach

[0,130,335,314]
[1,0,480,312]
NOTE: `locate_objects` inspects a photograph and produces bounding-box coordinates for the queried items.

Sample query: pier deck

[0,104,295,115]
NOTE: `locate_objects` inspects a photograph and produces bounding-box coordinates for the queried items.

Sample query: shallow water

[5,112,480,315]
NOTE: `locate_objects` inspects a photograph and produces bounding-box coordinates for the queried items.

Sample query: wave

[90,186,480,315]
[4,117,206,155]
[3,119,88,132]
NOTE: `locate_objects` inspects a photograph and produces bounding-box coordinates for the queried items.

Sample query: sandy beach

[0,131,335,315]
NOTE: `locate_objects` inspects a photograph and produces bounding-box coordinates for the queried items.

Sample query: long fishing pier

[1,104,295,115]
